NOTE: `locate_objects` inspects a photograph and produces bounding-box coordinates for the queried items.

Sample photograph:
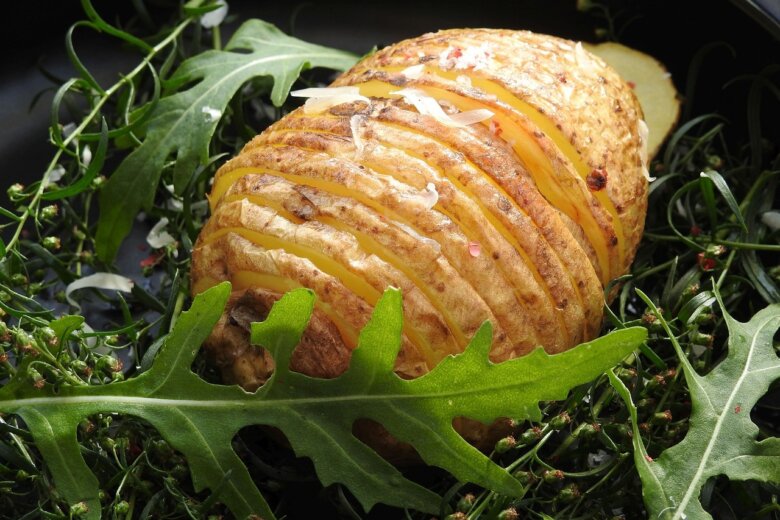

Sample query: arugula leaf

[95,20,358,262]
[0,284,645,518]
[610,290,780,520]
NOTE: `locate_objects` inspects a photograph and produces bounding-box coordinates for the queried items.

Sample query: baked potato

[191,30,676,437]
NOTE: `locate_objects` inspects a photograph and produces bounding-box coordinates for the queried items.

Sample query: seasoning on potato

[192,29,677,394]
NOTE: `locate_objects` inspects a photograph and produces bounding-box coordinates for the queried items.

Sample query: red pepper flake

[449,47,463,59]
[644,455,654,463]
[627,81,636,89]
[697,252,716,272]
[734,404,741,414]
[489,120,503,137]
[690,224,702,237]
[586,168,608,191]
[468,242,481,257]
[140,251,165,268]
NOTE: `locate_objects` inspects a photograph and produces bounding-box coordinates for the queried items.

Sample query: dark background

[0,1,777,517]
[1,0,778,189]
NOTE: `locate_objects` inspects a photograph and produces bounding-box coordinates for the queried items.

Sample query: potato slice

[585,42,681,158]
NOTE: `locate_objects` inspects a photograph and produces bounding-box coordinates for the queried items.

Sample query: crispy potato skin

[191,29,648,456]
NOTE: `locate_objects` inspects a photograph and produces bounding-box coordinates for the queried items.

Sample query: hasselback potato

[192,29,653,394]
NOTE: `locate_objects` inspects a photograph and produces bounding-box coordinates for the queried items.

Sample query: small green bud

[15,469,30,481]
[549,411,571,430]
[69,501,89,517]
[114,500,130,515]
[494,435,516,454]
[151,439,174,458]
[42,236,61,251]
[96,355,123,373]
[28,368,44,389]
[0,321,10,342]
[27,282,44,296]
[38,327,57,345]
[513,470,535,485]
[111,372,125,382]
[444,513,467,520]
[72,226,87,241]
[456,493,475,513]
[690,331,713,347]
[79,419,96,435]
[10,273,28,286]
[558,483,581,502]
[100,415,113,428]
[101,437,117,451]
[543,469,565,483]
[614,367,637,383]
[40,204,59,220]
[705,244,726,257]
[91,175,107,190]
[105,334,120,346]
[98,490,107,501]
[519,426,542,445]
[497,508,519,520]
[575,422,601,440]
[681,283,700,299]
[706,155,723,169]
[694,311,715,325]
[637,397,656,410]
[71,360,92,376]
[79,250,94,265]
[650,410,673,425]
[7,183,25,199]
[645,374,667,391]
[0,291,10,303]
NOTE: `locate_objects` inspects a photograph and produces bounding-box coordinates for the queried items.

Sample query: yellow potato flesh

[355,78,619,283]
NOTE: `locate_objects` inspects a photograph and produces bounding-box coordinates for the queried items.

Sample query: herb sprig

[1,1,779,519]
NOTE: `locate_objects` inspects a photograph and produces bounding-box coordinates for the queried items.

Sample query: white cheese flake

[401,64,425,79]
[146,217,176,249]
[637,119,655,181]
[349,115,367,155]
[44,165,66,188]
[81,144,92,167]
[761,210,780,231]
[202,106,223,123]
[200,2,228,28]
[391,88,493,127]
[422,182,439,209]
[290,86,370,114]
[66,273,134,310]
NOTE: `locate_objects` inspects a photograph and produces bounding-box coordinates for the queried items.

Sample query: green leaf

[613,290,780,520]
[95,20,358,262]
[0,284,645,518]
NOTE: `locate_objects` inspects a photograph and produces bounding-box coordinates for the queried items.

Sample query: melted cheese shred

[353,78,620,283]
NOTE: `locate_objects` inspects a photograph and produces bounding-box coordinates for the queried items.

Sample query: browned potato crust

[191,28,655,454]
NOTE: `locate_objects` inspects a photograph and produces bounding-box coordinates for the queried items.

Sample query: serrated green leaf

[95,19,358,262]
[0,284,646,518]
[614,290,780,520]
